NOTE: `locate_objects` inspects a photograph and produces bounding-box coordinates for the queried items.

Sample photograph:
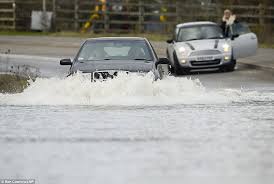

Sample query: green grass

[0,74,29,93]
[259,43,274,49]
[0,31,170,41]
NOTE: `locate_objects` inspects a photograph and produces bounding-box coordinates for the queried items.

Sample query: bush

[0,74,29,93]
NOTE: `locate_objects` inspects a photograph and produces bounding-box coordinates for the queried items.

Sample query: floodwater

[1,72,274,184]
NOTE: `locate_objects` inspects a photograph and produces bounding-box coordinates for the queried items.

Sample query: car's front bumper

[177,53,233,70]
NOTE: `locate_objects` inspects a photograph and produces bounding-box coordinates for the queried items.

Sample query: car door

[230,22,258,59]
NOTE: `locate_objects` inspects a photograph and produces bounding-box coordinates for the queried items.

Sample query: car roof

[86,37,146,41]
[176,21,217,28]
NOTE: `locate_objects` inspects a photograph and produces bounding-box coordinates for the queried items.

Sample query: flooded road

[1,69,274,184]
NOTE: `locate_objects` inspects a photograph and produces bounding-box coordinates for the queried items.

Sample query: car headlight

[222,43,230,52]
[178,47,189,56]
[180,59,186,64]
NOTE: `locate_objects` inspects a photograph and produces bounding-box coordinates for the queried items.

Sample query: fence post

[138,0,144,33]
[259,3,265,26]
[41,0,48,32]
[216,3,222,23]
[176,1,181,24]
[104,3,109,33]
[52,0,56,31]
[259,3,269,43]
[12,0,16,30]
[42,0,46,13]
[74,0,79,31]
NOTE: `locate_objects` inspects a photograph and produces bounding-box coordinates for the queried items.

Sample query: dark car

[60,37,169,80]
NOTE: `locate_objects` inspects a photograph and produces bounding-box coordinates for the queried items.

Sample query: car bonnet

[175,39,229,52]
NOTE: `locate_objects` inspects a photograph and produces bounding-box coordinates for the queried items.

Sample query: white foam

[0,72,273,106]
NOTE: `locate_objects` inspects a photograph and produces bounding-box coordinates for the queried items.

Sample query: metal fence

[0,0,273,37]
[0,0,16,30]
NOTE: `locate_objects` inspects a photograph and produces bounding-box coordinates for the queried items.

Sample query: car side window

[231,22,251,36]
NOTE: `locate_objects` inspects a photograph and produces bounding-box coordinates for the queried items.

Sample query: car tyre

[221,59,236,72]
[173,51,189,75]
[173,51,182,75]
[226,59,236,72]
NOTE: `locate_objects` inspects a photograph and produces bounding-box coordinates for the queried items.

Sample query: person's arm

[220,21,227,34]
[234,17,239,24]
[227,15,237,25]
[220,14,228,31]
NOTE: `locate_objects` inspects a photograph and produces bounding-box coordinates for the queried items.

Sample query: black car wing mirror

[231,34,240,40]
[156,58,170,66]
[166,39,174,44]
[60,58,72,65]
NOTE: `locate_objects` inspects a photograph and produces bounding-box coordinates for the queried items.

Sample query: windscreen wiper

[134,58,152,62]
[78,58,111,62]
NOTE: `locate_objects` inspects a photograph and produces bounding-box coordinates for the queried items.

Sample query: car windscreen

[177,25,224,42]
[76,40,153,62]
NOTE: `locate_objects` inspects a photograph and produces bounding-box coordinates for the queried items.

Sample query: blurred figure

[221,9,238,36]
[81,0,106,33]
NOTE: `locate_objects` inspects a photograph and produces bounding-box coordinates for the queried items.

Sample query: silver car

[167,21,258,74]
[60,37,169,80]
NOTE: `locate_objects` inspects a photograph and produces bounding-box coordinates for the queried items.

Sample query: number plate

[196,56,214,61]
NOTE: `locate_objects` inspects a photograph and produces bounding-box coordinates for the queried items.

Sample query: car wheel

[173,51,189,75]
[173,51,182,75]
[226,59,236,72]
[221,59,236,72]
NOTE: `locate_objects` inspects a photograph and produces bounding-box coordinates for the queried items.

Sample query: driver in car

[221,9,238,37]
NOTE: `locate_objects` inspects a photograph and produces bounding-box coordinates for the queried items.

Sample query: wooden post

[52,0,56,31]
[74,0,79,31]
[174,1,181,33]
[259,3,265,26]
[259,3,267,42]
[216,2,222,23]
[138,0,144,33]
[176,1,181,24]
[104,3,109,33]
[41,0,48,32]
[42,0,46,12]
[12,0,16,30]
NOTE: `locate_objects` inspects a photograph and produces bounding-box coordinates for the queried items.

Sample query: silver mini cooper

[166,21,257,74]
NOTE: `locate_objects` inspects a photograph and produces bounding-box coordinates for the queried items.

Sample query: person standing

[221,9,238,37]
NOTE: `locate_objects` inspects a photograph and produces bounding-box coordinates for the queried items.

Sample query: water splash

[0,72,273,106]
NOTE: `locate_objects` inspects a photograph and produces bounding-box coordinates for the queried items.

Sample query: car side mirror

[166,39,174,44]
[156,58,170,66]
[231,34,239,40]
[60,58,72,65]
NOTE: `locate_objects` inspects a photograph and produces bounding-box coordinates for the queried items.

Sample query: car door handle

[250,36,256,40]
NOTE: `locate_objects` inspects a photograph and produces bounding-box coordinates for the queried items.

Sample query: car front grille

[190,59,221,66]
[190,50,221,56]
[92,71,129,80]
[93,71,118,80]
